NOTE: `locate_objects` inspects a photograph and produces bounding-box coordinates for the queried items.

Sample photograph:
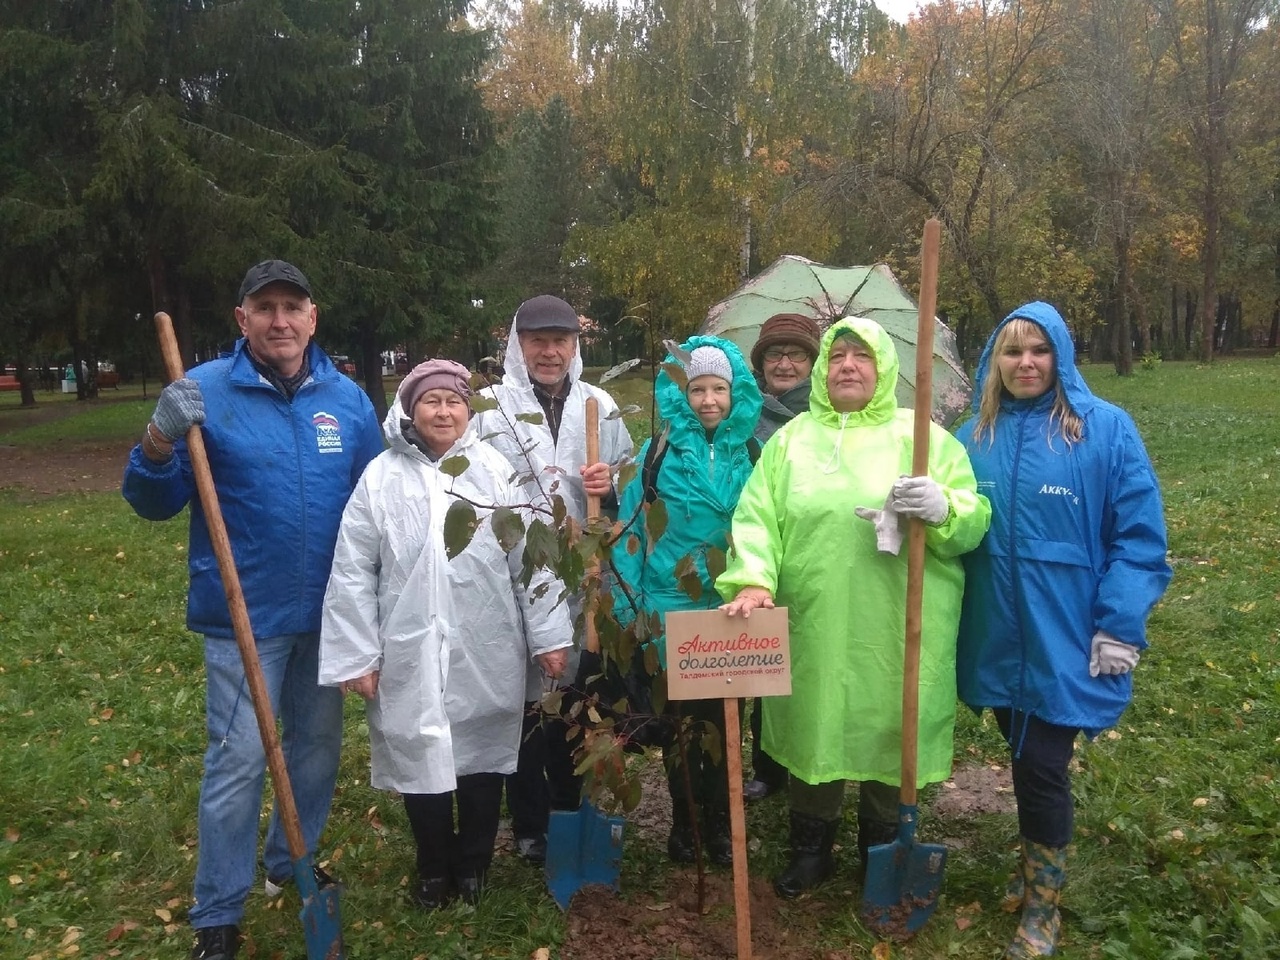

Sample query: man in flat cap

[472,294,633,864]
[123,260,383,960]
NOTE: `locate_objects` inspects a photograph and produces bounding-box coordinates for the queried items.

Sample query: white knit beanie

[684,346,733,385]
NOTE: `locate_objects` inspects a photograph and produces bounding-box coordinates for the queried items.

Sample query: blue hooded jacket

[954,302,1171,737]
[612,335,763,665]
[123,339,384,640]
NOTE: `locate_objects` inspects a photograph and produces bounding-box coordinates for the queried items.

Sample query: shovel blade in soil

[294,858,344,960]
[860,807,945,940]
[546,800,626,910]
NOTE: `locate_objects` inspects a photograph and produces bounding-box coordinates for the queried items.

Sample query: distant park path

[1,395,138,496]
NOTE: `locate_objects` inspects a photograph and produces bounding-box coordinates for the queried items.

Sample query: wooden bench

[0,375,20,392]
[97,370,120,389]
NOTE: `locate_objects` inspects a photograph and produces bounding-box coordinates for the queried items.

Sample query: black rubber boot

[856,818,899,882]
[773,811,839,898]
[705,806,733,867]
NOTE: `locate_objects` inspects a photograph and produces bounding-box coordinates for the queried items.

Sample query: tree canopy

[4,0,1279,405]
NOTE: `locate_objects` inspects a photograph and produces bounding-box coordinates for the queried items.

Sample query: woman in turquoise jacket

[956,302,1171,959]
[612,335,762,866]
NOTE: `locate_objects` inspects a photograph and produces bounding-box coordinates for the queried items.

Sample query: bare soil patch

[547,757,1014,959]
[0,440,135,496]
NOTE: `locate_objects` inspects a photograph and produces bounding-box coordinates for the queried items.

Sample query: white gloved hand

[854,497,905,555]
[1089,630,1141,677]
[888,475,949,525]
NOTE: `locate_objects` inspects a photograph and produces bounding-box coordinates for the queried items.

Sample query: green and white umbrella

[700,255,971,426]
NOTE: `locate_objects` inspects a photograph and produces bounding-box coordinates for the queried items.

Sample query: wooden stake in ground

[723,696,752,960]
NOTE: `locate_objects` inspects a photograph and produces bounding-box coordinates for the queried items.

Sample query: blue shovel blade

[860,806,946,940]
[545,800,626,910]
[293,856,344,960]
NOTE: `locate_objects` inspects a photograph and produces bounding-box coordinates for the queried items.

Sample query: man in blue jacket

[123,260,383,960]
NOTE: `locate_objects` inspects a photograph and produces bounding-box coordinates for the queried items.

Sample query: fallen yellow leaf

[154,908,172,923]
[872,942,892,960]
[531,949,551,960]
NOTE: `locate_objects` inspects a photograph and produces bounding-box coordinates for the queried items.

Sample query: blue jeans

[190,633,344,929]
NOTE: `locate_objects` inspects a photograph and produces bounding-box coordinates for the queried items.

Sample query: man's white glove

[888,475,949,525]
[854,497,905,555]
[1089,630,1141,677]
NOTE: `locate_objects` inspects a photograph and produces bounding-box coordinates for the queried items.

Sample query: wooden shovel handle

[901,219,940,806]
[584,397,601,655]
[154,312,307,860]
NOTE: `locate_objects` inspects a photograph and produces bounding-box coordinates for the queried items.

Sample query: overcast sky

[876,0,926,23]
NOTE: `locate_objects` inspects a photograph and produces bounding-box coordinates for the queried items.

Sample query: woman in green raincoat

[718,316,990,897]
[613,336,762,867]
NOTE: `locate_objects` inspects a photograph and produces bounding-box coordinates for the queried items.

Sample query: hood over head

[810,315,899,427]
[656,335,761,448]
[971,301,1094,416]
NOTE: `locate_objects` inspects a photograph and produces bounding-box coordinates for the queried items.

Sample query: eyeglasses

[763,347,811,364]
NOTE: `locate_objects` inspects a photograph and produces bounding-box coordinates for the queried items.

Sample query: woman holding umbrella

[956,302,1170,958]
[718,316,990,897]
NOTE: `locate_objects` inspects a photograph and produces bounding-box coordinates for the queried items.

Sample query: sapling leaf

[645,498,668,551]
[490,506,525,554]
[516,412,545,424]
[443,501,478,559]
[678,568,703,603]
[701,724,722,764]
[651,668,668,715]
[705,546,727,584]
[617,460,639,494]
[599,358,642,384]
[661,361,688,390]
[439,455,470,479]
[469,394,498,413]
[525,518,558,568]
[540,689,564,715]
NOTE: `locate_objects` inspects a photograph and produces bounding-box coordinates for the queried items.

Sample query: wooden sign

[664,607,792,701]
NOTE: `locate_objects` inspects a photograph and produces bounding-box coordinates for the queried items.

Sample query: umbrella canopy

[700,255,971,426]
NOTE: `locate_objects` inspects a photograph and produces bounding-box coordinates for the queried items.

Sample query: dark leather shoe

[742,779,777,802]
[455,873,484,905]
[409,876,453,909]
[190,924,239,960]
[515,835,547,864]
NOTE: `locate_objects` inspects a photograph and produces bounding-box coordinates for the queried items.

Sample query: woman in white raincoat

[320,359,571,908]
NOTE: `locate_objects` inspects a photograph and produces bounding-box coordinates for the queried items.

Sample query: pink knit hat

[398,359,472,412]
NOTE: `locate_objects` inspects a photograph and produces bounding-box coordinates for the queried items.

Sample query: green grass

[1,358,1278,958]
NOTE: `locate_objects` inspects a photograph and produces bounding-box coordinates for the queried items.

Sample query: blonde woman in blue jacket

[956,302,1171,958]
[613,337,762,866]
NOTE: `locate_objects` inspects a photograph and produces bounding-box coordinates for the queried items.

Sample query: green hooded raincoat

[716,316,990,787]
